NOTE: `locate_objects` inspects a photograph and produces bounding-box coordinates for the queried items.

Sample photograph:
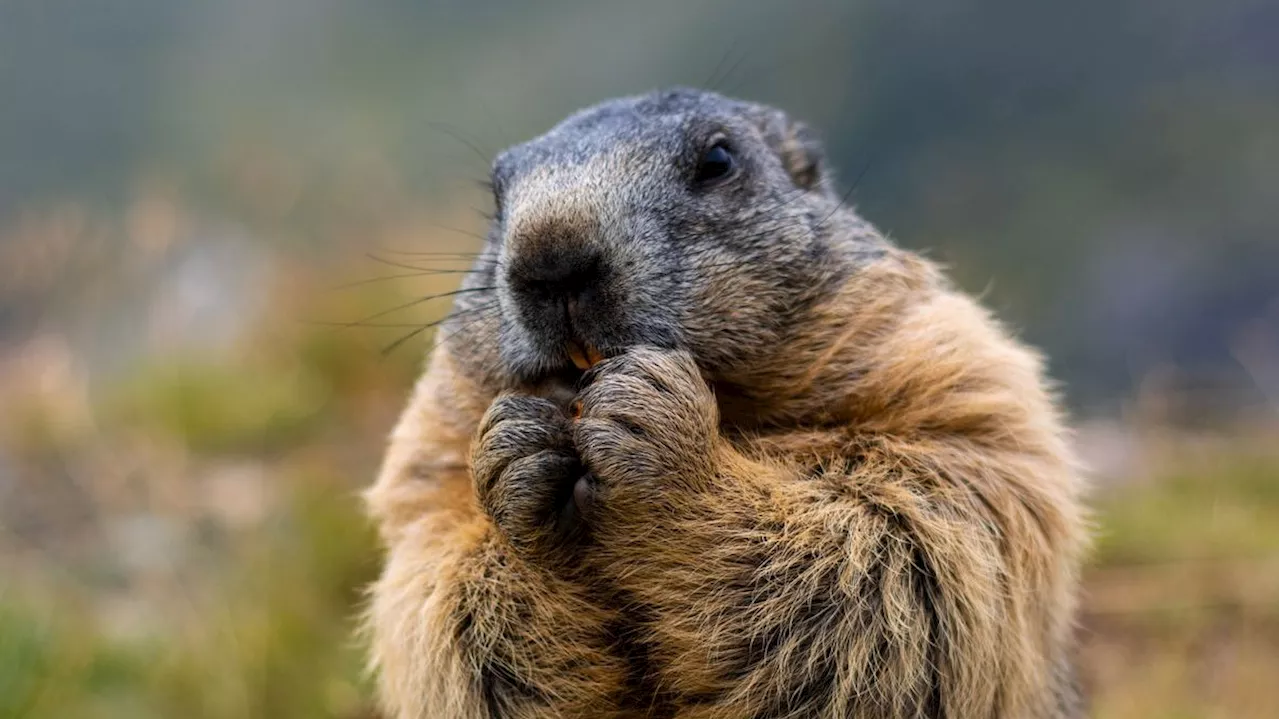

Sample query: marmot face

[455,88,888,392]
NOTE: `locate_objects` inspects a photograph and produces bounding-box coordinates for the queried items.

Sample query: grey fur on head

[448,87,886,390]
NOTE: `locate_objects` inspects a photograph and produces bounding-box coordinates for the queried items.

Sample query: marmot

[364,88,1087,718]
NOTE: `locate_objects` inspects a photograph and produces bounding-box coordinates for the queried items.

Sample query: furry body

[365,89,1087,718]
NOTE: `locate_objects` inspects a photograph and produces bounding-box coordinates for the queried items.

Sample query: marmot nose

[507,244,605,323]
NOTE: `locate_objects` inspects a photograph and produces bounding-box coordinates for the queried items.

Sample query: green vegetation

[0,460,381,719]
[1094,450,1278,566]
[102,361,331,454]
[0,273,419,719]
[1082,445,1278,719]
[1,502,378,719]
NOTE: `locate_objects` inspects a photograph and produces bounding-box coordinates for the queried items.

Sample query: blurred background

[0,1,1274,717]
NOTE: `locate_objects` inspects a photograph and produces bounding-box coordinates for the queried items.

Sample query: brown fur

[365,247,1086,717]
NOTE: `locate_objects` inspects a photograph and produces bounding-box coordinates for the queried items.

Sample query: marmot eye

[694,142,736,184]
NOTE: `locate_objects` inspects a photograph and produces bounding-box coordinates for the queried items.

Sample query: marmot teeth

[567,342,605,370]
[567,342,591,370]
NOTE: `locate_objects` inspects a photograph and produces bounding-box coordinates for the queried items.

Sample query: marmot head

[449,88,889,396]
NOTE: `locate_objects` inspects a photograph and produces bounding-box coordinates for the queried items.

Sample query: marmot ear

[758,110,833,195]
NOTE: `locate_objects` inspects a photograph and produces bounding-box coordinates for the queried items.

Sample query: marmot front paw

[572,347,720,516]
[471,395,588,556]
